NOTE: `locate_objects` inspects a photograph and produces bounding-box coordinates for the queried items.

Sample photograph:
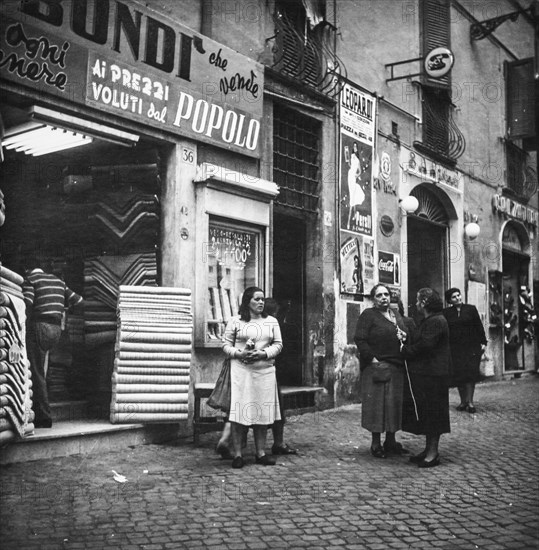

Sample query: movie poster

[339,83,376,236]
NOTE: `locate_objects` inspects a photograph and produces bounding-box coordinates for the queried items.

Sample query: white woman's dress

[348,153,365,207]
[223,315,283,426]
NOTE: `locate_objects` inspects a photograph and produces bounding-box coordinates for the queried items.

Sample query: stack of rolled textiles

[110,286,193,424]
[0,264,34,443]
[84,300,117,348]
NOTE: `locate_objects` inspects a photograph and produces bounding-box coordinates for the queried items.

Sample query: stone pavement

[1,377,538,550]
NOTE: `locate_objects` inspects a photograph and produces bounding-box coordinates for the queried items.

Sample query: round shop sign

[424,47,454,79]
[380,215,395,237]
[380,152,391,182]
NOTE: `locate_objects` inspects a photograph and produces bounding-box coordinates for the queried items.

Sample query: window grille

[273,105,321,213]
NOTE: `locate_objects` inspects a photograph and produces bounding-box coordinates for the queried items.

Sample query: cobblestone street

[1,377,538,549]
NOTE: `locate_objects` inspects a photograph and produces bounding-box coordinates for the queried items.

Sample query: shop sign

[492,194,538,228]
[378,250,400,286]
[0,1,264,157]
[424,47,454,79]
[401,149,462,192]
[373,151,397,195]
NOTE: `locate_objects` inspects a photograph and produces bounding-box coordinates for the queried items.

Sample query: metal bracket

[385,57,423,82]
[470,6,534,40]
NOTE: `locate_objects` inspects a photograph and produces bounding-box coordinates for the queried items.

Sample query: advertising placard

[339,82,376,236]
[0,1,264,157]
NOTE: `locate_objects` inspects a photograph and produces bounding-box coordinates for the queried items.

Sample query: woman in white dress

[347,141,365,229]
[222,286,283,468]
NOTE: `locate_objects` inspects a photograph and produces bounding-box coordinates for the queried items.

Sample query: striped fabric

[0,265,35,444]
[23,270,82,318]
[110,286,192,424]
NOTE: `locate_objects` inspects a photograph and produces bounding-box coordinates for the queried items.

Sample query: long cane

[404,359,419,422]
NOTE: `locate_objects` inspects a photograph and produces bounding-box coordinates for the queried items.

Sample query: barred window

[273,105,321,213]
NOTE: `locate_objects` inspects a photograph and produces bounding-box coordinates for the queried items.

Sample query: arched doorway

[406,185,451,322]
[501,221,532,372]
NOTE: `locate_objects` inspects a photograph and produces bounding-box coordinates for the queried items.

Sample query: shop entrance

[272,213,305,386]
[406,186,449,323]
[1,102,161,421]
[502,222,532,372]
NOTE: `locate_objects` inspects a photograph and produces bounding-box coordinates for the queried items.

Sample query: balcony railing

[266,11,346,99]
[414,85,466,165]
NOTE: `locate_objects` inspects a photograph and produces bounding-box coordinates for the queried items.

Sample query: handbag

[371,363,392,383]
[207,357,232,413]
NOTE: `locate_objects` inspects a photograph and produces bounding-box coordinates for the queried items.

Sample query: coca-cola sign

[378,251,399,285]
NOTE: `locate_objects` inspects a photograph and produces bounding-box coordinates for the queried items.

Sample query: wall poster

[339,81,376,297]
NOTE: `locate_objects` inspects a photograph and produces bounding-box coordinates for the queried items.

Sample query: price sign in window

[206,219,263,342]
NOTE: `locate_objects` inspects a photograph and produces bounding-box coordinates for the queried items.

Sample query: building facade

[0,0,536,444]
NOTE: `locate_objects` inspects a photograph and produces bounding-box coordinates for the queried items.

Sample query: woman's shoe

[231,456,244,469]
[456,404,467,412]
[383,441,409,455]
[216,443,233,460]
[409,451,427,464]
[272,444,297,455]
[255,454,276,466]
[466,405,477,414]
[418,455,440,468]
[370,446,387,459]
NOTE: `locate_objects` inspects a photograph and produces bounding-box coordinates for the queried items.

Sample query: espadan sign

[0,0,264,157]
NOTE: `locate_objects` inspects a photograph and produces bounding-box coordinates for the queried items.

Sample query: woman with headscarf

[402,288,451,468]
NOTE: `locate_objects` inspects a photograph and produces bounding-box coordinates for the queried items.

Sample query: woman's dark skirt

[402,373,450,436]
[449,347,482,386]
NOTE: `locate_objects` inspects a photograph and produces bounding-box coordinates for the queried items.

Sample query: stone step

[0,421,179,465]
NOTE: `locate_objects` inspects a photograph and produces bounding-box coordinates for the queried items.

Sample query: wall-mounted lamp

[399,195,419,215]
[465,221,481,239]
[464,213,481,239]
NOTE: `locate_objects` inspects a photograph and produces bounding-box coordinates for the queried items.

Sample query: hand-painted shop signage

[380,152,391,182]
[492,194,538,228]
[373,151,397,195]
[378,251,400,286]
[209,226,254,268]
[424,47,454,79]
[401,149,462,192]
[0,1,263,157]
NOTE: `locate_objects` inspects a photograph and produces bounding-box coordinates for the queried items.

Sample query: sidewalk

[1,377,538,549]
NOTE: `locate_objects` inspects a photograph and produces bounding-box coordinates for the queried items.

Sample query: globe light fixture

[399,195,419,214]
[465,221,481,240]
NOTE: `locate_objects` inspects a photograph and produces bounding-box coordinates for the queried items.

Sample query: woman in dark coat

[354,284,410,458]
[443,287,487,414]
[402,288,451,468]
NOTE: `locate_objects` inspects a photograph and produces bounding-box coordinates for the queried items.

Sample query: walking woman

[402,288,451,468]
[354,283,410,458]
[443,287,487,413]
[222,286,283,469]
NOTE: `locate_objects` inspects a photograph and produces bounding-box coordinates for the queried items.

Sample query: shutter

[422,0,450,88]
[507,58,535,140]
[110,286,192,423]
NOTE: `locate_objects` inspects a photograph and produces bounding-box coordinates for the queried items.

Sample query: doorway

[405,186,449,323]
[502,222,532,372]
[272,213,305,386]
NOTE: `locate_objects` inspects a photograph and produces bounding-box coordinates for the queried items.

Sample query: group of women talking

[219,283,486,469]
[355,283,486,468]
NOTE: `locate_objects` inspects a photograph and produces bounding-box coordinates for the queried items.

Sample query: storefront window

[206,218,263,342]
